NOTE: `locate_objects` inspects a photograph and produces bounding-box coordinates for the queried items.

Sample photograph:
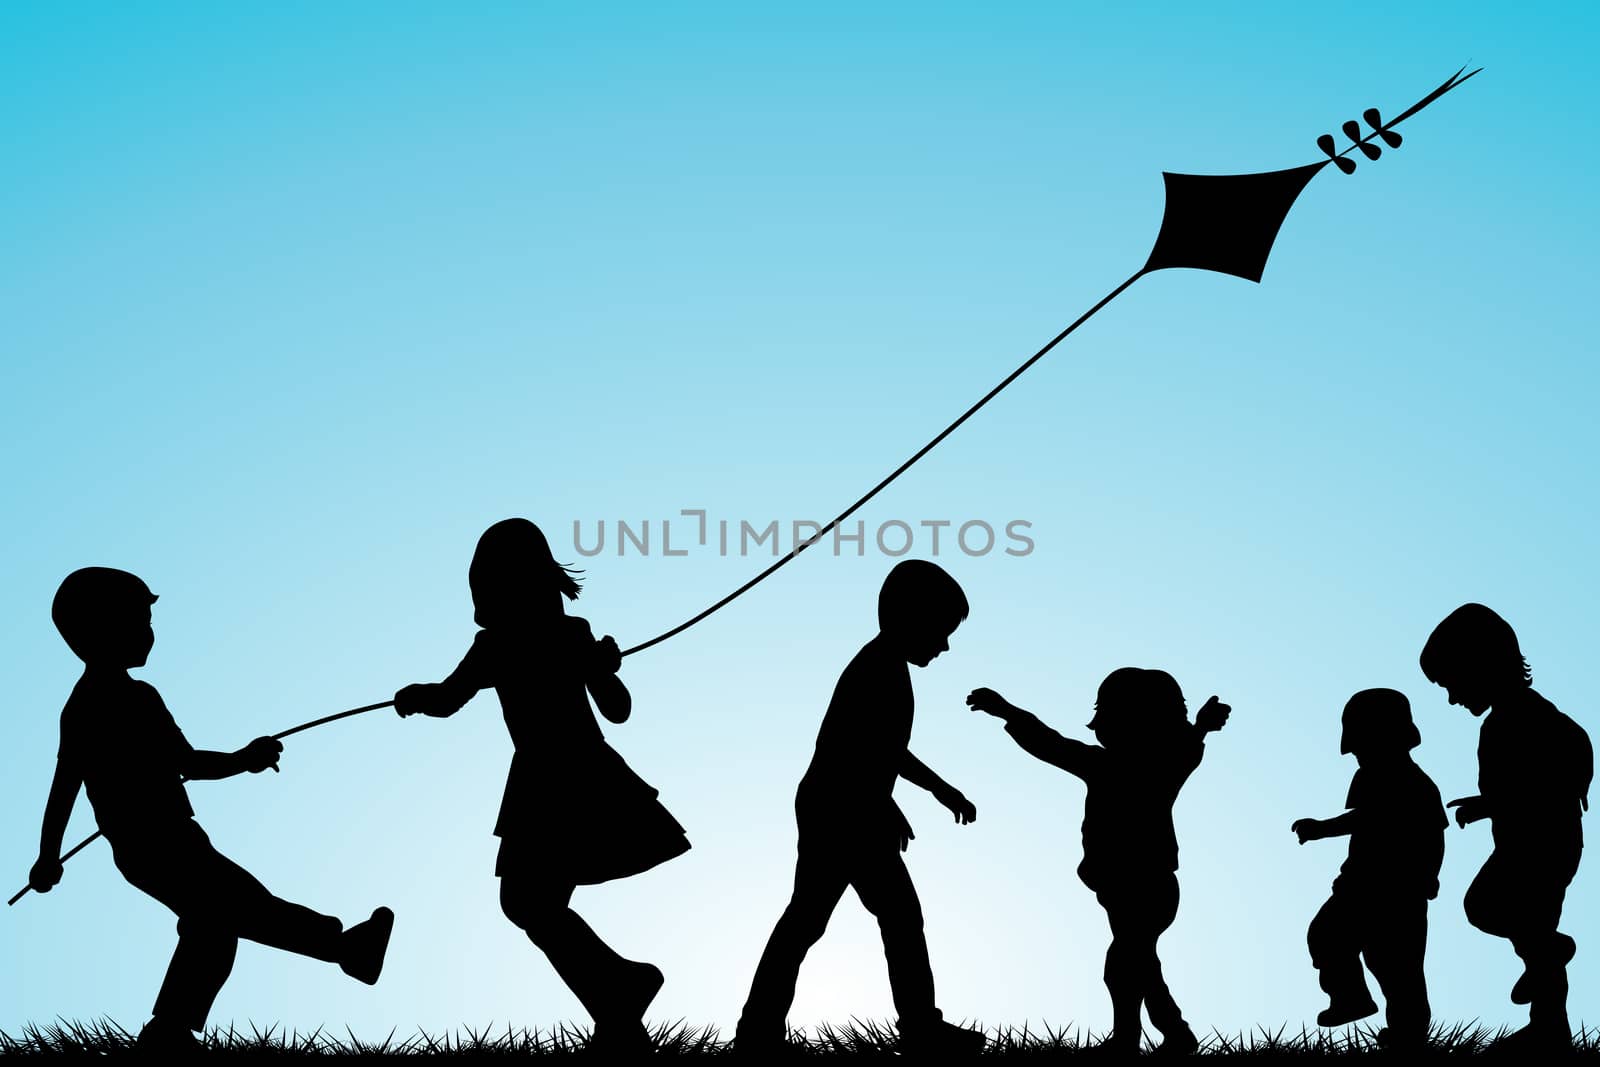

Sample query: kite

[9,65,1481,907]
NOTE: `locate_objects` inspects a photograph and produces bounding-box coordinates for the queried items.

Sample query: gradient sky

[3,1,1598,1042]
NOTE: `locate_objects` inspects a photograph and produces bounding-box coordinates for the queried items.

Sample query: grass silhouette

[3,1019,1600,1057]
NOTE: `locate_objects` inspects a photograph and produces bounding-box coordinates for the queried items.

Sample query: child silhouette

[28,568,394,1051]
[968,670,1228,1054]
[394,519,688,1053]
[1421,603,1592,1049]
[735,560,984,1056]
[1291,688,1445,1048]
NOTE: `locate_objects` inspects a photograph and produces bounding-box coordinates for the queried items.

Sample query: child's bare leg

[1141,876,1192,1047]
[737,849,850,1042]
[1100,891,1150,1050]
[499,876,648,1027]
[1101,878,1189,1050]
[1143,957,1195,1048]
[1102,936,1146,1050]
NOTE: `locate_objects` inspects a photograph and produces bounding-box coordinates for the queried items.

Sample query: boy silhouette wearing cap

[1421,603,1592,1049]
[1292,688,1445,1049]
[27,567,394,1050]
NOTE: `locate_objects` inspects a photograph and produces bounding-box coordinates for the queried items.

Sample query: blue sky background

[3,1,1598,1042]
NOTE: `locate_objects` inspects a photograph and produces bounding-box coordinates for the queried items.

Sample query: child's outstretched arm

[30,760,81,893]
[1445,795,1492,828]
[1290,810,1356,845]
[181,737,283,779]
[585,635,632,725]
[967,687,1097,779]
[900,752,977,825]
[395,636,490,720]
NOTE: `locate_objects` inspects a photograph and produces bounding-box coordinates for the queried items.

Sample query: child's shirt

[1334,759,1446,900]
[796,635,913,834]
[1479,688,1592,854]
[57,671,194,845]
[1004,710,1203,890]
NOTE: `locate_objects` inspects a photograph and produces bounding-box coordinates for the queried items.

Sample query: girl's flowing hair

[469,518,584,628]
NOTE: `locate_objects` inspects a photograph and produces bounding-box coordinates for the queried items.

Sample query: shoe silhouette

[339,907,395,985]
[1316,999,1378,1028]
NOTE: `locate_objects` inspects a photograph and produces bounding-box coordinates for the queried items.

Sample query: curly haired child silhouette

[1422,604,1591,1051]
[968,669,1228,1054]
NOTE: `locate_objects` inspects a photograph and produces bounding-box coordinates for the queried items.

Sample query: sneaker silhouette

[1510,933,1576,1006]
[339,907,395,985]
[1316,998,1378,1028]
[899,1019,986,1056]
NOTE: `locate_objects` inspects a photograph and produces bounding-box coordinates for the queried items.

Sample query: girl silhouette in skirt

[395,518,689,1051]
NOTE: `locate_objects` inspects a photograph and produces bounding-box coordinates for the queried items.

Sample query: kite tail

[1317,64,1483,173]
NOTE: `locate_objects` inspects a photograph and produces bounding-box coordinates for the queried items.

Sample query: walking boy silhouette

[1291,688,1445,1048]
[968,669,1228,1054]
[1421,603,1591,1049]
[735,560,984,1055]
[27,567,394,1050]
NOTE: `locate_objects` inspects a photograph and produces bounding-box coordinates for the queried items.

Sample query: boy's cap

[1341,687,1421,753]
[52,567,158,661]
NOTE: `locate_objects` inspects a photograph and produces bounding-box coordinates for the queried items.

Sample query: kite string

[10,271,1142,908]
[619,269,1146,658]
[9,65,1489,908]
[7,700,399,906]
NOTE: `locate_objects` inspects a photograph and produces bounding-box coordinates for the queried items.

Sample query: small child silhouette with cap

[1421,603,1592,1050]
[969,669,1228,1054]
[735,560,985,1056]
[28,567,394,1051]
[1291,688,1445,1049]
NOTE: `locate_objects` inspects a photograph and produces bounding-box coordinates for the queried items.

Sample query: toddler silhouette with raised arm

[394,519,688,1054]
[1291,688,1444,1049]
[968,670,1228,1054]
[735,560,984,1056]
[1422,603,1591,1050]
[28,568,394,1051]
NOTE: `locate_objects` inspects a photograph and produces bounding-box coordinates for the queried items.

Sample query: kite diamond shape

[1142,163,1327,283]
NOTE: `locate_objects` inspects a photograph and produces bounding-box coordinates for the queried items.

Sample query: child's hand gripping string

[394,683,458,719]
[27,857,63,895]
[591,635,623,675]
[240,736,283,774]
